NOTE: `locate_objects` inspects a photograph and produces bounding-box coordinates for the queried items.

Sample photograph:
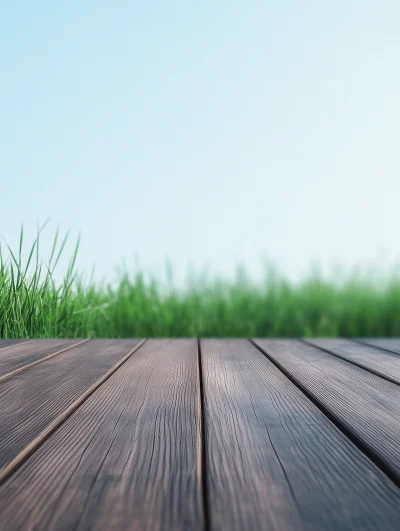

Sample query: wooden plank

[357,338,400,355]
[201,339,400,531]
[306,338,400,385]
[0,339,203,531]
[0,339,141,472]
[0,339,83,378]
[254,339,400,486]
[0,339,27,349]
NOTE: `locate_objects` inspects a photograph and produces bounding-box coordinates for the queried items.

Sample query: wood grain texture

[0,339,27,349]
[201,339,400,531]
[0,339,80,377]
[305,338,400,385]
[0,339,140,471]
[254,339,400,484]
[357,339,400,355]
[0,339,203,531]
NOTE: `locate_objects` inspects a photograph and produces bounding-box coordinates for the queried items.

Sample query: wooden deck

[1,339,400,530]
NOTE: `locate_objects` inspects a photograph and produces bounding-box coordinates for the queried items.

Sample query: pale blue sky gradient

[1,1,400,284]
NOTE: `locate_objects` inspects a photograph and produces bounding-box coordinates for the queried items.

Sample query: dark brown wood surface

[201,339,400,531]
[254,339,400,484]
[0,339,203,531]
[305,338,400,384]
[357,339,400,355]
[0,339,140,471]
[0,338,400,530]
[0,339,27,349]
[0,338,83,379]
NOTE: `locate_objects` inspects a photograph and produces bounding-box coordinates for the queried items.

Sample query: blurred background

[1,1,400,337]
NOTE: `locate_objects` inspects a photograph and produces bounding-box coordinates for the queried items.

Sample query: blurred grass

[1,225,400,338]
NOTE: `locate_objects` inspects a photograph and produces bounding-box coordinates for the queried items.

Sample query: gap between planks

[250,339,400,490]
[0,339,30,354]
[197,338,210,531]
[0,339,147,484]
[0,338,91,383]
[302,338,400,387]
[351,338,400,356]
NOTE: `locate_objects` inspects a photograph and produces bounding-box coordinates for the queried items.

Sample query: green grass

[1,225,400,339]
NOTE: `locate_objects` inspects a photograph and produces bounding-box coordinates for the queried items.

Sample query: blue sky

[1,1,400,285]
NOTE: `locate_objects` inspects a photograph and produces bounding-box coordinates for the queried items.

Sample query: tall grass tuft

[1,226,400,338]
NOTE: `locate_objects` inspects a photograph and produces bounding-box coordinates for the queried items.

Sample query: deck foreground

[0,338,400,530]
